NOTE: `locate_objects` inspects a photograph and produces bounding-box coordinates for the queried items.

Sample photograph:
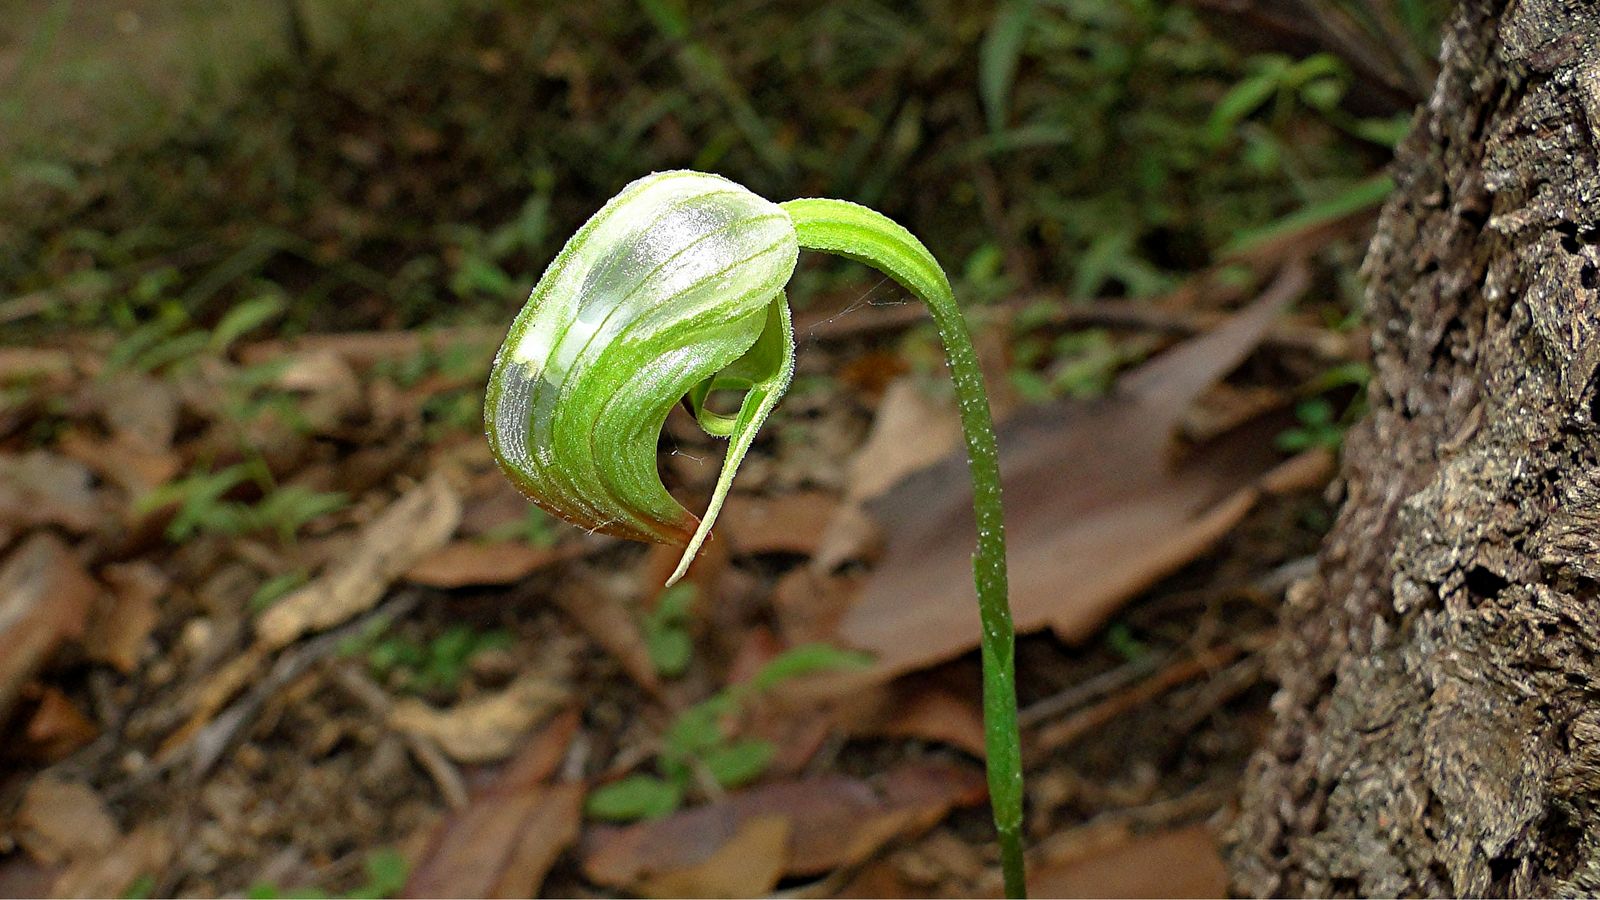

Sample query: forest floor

[0,2,1415,896]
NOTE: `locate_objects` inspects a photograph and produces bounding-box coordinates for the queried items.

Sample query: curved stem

[781,198,1026,898]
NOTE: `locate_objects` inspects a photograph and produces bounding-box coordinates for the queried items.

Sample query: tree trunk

[1227,0,1600,895]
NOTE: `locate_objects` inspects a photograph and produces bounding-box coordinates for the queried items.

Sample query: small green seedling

[485,171,1028,895]
[585,642,871,822]
[353,623,514,694]
[136,466,347,543]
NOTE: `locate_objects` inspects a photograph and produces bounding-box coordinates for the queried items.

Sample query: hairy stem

[781,198,1025,898]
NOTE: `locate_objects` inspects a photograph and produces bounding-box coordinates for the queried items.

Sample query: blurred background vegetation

[2,0,1443,338]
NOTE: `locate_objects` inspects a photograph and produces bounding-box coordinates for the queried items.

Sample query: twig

[178,590,423,781]
[1026,641,1248,759]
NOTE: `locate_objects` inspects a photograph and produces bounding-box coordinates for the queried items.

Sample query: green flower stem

[780,198,1026,899]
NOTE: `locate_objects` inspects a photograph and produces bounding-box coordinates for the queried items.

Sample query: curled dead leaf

[256,474,461,649]
[390,675,569,764]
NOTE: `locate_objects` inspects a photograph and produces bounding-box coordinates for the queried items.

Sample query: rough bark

[1227,0,1600,895]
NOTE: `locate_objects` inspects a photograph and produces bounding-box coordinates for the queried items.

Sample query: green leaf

[1205,63,1285,146]
[646,627,692,678]
[585,774,684,821]
[348,847,408,899]
[747,642,873,694]
[980,0,1036,133]
[1221,175,1394,259]
[702,738,776,789]
[249,571,306,614]
[662,695,735,762]
[211,295,286,353]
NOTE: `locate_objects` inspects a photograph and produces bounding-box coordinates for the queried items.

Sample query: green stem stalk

[781,198,1026,899]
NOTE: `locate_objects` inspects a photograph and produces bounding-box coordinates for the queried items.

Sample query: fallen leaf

[405,784,583,898]
[841,264,1308,678]
[637,816,790,899]
[403,540,577,588]
[0,452,103,533]
[550,575,660,692]
[716,491,840,558]
[0,856,57,899]
[85,561,167,673]
[390,675,569,764]
[845,377,964,502]
[57,429,182,497]
[1024,824,1227,899]
[404,710,581,898]
[15,687,99,762]
[52,823,172,900]
[582,761,986,889]
[0,534,100,723]
[15,776,119,866]
[256,474,461,649]
[876,685,988,757]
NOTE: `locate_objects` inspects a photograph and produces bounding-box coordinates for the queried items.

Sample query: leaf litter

[0,252,1344,896]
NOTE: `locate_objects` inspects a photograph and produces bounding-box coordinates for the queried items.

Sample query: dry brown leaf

[57,429,182,497]
[85,561,167,673]
[550,575,660,692]
[876,685,988,757]
[582,761,986,889]
[846,377,963,502]
[637,815,791,899]
[390,675,569,764]
[15,777,119,866]
[0,452,103,533]
[841,265,1308,678]
[256,474,461,649]
[404,710,581,897]
[15,688,99,762]
[404,784,583,899]
[403,540,577,589]
[718,491,840,557]
[0,856,57,899]
[52,823,172,900]
[1024,824,1227,899]
[0,534,100,723]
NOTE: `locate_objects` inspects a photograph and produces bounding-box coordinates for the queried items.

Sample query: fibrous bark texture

[1228,0,1600,895]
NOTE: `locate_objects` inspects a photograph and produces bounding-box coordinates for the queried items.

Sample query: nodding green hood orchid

[485,171,798,585]
[485,170,1029,897]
